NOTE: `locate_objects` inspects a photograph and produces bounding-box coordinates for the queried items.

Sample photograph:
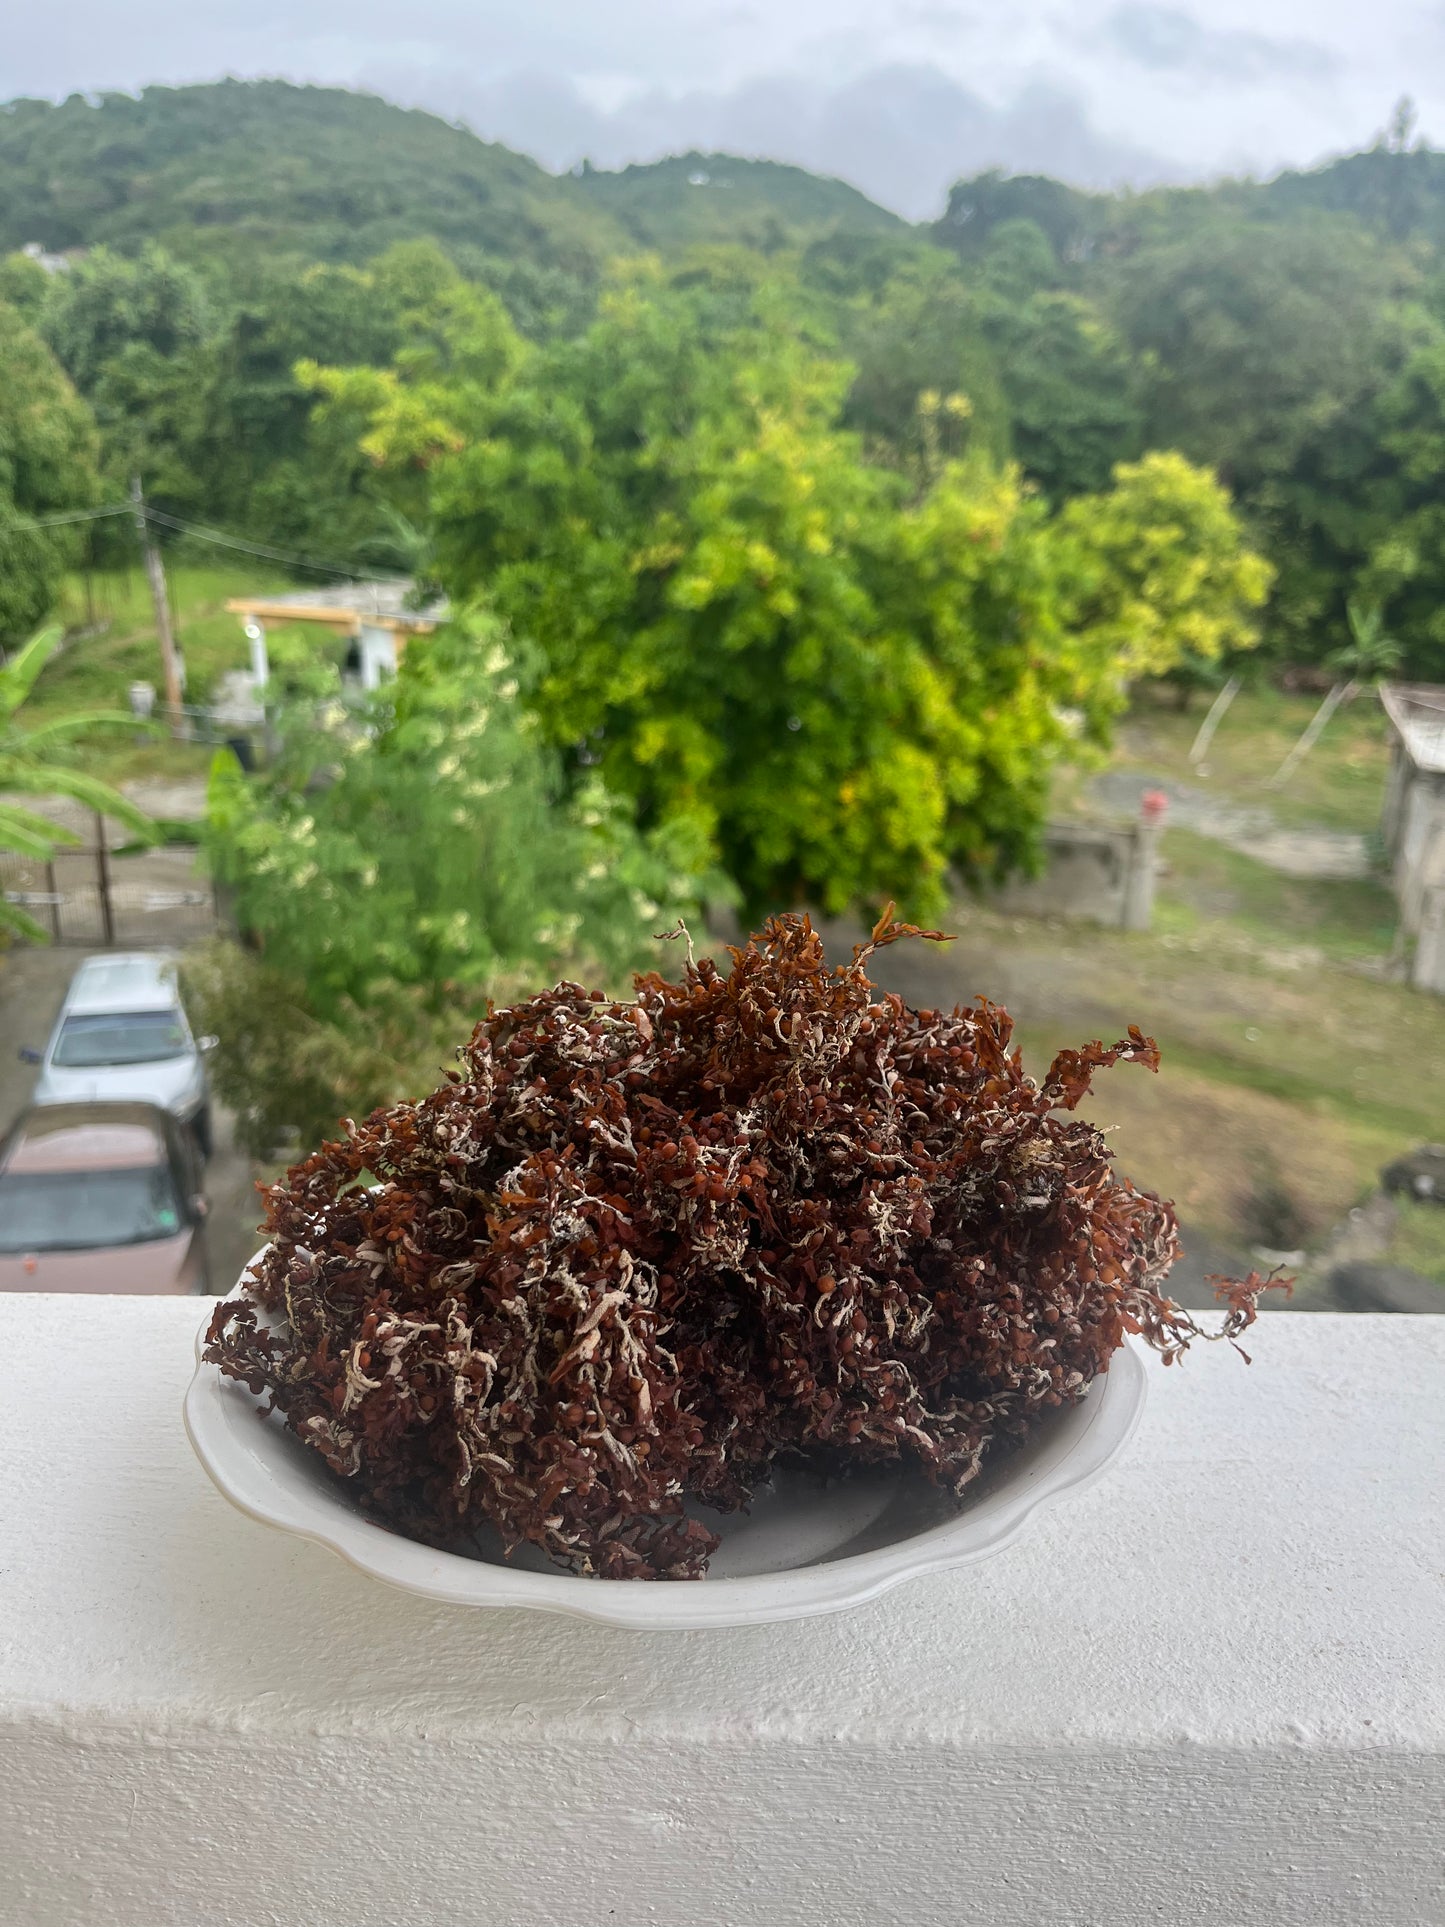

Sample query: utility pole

[130,476,184,732]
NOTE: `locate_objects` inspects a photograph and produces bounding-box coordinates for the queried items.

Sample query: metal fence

[1,842,218,947]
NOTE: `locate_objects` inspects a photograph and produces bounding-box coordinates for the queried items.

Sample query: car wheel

[193,1104,214,1162]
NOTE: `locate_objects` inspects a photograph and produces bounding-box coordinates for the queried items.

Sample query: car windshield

[51,1010,189,1068]
[0,1166,184,1253]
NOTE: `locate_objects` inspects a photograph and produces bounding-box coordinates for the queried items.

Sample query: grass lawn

[1115,682,1392,834]
[846,875,1443,1259]
[969,675,1438,1256]
[1384,1200,1445,1290]
[1154,830,1400,964]
[23,563,311,784]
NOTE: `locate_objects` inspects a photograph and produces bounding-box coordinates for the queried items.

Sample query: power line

[140,506,408,582]
[0,496,409,582]
[0,502,133,532]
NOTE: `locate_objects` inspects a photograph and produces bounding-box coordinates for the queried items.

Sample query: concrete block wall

[1,1296,1440,1927]
[990,818,1160,931]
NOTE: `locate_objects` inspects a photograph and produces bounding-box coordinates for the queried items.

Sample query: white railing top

[1,1296,1441,1927]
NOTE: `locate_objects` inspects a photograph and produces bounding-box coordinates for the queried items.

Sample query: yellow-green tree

[1057,452,1273,681]
[310,263,1269,917]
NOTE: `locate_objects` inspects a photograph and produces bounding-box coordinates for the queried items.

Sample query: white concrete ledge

[1,1297,1441,1927]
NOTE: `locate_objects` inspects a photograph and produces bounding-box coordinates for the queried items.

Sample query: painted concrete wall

[1,1297,1440,1927]
[1385,770,1445,989]
[991,819,1160,931]
[357,622,399,691]
[1379,736,1445,990]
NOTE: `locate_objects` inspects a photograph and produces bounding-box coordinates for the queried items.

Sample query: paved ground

[0,943,261,1297]
[1090,771,1372,879]
[0,778,209,842]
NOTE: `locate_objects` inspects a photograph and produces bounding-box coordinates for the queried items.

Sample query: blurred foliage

[181,938,433,1158]
[0,302,103,645]
[311,259,1265,918]
[10,78,1445,947]
[0,624,152,938]
[194,609,714,1144]
[11,81,1445,672]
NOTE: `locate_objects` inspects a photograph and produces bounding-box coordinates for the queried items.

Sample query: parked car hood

[32,1056,203,1116]
[0,1230,198,1294]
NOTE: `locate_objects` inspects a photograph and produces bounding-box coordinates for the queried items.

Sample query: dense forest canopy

[6,77,1445,712]
[0,82,899,269]
[572,152,904,252]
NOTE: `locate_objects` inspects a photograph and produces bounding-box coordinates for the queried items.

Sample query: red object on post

[1140,788,1169,825]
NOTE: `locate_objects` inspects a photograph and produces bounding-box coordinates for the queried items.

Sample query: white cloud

[2,2,1442,214]
[1102,6,1339,83]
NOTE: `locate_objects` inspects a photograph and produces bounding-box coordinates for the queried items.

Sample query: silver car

[20,952,217,1158]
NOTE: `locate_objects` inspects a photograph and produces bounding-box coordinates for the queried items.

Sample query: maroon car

[0,1101,210,1293]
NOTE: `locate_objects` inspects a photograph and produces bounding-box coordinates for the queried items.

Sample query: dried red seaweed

[206,912,1287,1579]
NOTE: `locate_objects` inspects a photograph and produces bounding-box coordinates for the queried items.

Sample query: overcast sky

[6,2,1443,218]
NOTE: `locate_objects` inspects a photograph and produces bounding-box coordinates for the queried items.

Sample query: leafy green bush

[191,608,715,1148]
[182,939,429,1157]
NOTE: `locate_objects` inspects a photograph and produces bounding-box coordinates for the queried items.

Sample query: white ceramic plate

[184,1263,1147,1629]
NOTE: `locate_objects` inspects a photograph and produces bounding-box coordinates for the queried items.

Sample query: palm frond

[0,896,52,942]
[0,799,81,844]
[0,765,155,837]
[0,806,72,857]
[0,625,65,721]
[18,711,151,748]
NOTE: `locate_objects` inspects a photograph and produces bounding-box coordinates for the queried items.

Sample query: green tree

[837,256,1010,474]
[312,271,1269,918]
[0,301,104,645]
[834,234,1140,504]
[1057,452,1274,682]
[181,247,428,555]
[1113,216,1414,657]
[0,250,50,320]
[0,625,152,938]
[196,611,710,1150]
[982,289,1143,502]
[1358,322,1445,678]
[39,243,214,513]
[35,237,469,561]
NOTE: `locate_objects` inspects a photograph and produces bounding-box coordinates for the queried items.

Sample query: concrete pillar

[1122,790,1167,932]
[1413,883,1445,996]
[249,621,268,691]
[1381,738,1408,857]
[359,623,398,691]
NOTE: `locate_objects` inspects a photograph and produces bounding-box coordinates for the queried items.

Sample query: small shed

[1380,682,1445,995]
[225,581,448,695]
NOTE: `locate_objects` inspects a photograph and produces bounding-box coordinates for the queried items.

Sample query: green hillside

[0,81,623,271]
[574,151,904,251]
[934,142,1445,260]
[0,82,904,272]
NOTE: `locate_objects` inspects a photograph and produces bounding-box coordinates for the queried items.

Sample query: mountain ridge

[0,80,905,270]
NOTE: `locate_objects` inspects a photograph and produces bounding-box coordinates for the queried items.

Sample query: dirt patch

[1071,1055,1365,1251]
[810,903,1413,1270]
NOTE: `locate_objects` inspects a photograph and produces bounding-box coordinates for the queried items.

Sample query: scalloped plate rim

[184,1263,1148,1629]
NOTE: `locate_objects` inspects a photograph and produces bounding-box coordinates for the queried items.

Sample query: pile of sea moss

[207,913,1277,1578]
